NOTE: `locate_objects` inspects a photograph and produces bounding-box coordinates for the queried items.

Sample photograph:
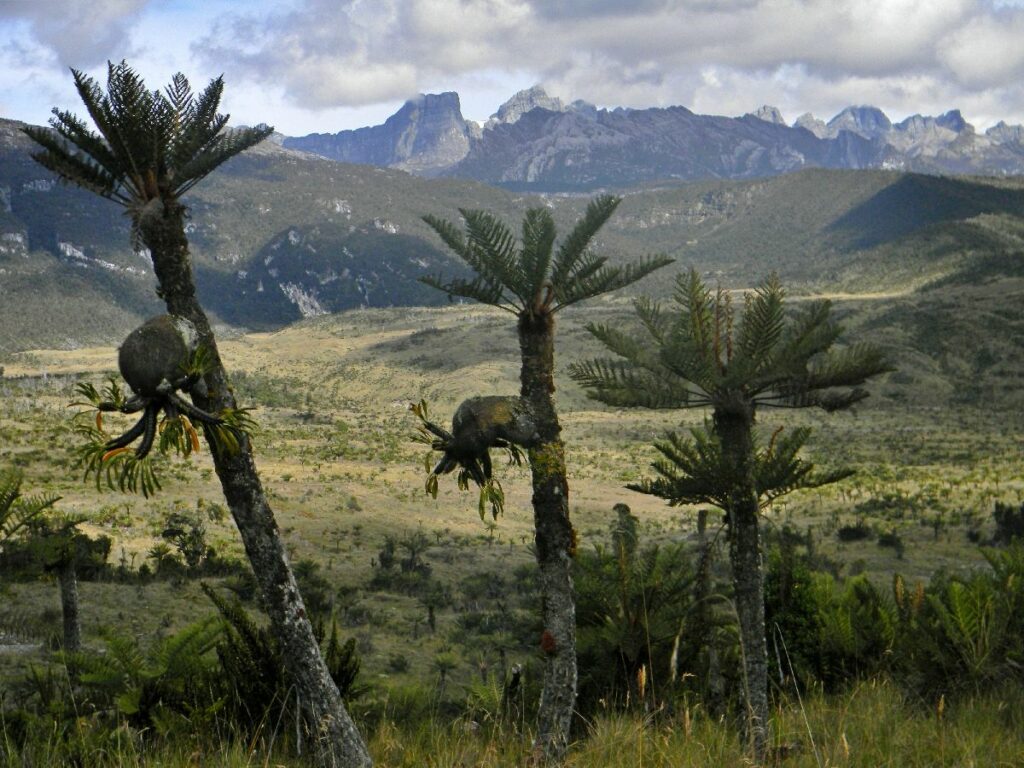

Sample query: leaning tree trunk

[58,559,81,653]
[140,201,371,768]
[518,312,576,764]
[715,403,769,762]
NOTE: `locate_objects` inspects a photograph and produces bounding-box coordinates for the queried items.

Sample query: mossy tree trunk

[519,312,576,764]
[715,403,769,761]
[140,201,371,768]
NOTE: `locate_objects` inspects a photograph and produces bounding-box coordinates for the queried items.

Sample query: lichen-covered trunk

[519,313,576,764]
[141,202,371,768]
[58,560,81,653]
[715,404,769,761]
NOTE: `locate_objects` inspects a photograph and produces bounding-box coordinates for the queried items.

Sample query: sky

[3,0,1024,137]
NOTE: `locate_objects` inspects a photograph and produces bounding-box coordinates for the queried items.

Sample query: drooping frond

[568,357,699,409]
[628,428,731,508]
[21,122,129,203]
[629,424,852,511]
[765,342,893,411]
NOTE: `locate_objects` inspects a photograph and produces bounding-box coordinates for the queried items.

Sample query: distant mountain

[284,86,1024,190]
[4,108,1024,360]
[283,92,480,174]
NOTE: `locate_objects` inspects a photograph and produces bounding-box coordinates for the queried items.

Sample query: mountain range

[284,86,1024,189]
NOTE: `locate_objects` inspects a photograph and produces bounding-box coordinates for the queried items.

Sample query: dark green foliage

[161,510,211,570]
[574,509,697,711]
[630,424,851,511]
[58,618,223,733]
[0,516,111,580]
[570,269,891,414]
[0,469,59,545]
[421,195,671,318]
[22,62,272,214]
[837,520,874,542]
[201,584,364,742]
[764,538,823,688]
[897,546,1024,697]
[993,501,1024,544]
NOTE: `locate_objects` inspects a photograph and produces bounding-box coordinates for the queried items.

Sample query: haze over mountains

[283,86,1024,189]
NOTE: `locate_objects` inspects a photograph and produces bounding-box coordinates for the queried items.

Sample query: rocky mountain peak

[935,109,969,133]
[827,106,893,139]
[283,90,475,173]
[488,85,567,127]
[793,112,828,138]
[750,105,786,125]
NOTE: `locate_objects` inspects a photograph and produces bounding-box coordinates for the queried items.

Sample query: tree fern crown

[421,195,672,317]
[569,268,893,412]
[22,61,272,212]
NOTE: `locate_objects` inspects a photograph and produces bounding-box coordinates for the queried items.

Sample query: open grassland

[1,297,1023,765]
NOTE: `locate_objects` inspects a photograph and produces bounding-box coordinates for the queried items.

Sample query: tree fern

[0,470,60,544]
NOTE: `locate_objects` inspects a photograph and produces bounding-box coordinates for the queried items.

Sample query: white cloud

[0,0,148,68]
[6,0,1024,134]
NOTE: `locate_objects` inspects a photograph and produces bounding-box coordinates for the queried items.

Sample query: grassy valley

[2,286,1023,764]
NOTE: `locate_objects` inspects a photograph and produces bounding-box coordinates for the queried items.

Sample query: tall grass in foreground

[5,678,1020,767]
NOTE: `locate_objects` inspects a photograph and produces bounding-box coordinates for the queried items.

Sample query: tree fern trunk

[715,405,769,761]
[519,313,576,764]
[58,560,81,653]
[142,202,371,768]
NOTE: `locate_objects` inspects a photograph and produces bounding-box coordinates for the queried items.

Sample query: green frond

[421,212,523,310]
[0,470,60,543]
[20,124,127,202]
[633,297,671,344]
[629,424,852,513]
[756,426,854,504]
[25,62,272,210]
[520,207,557,304]
[734,274,785,374]
[418,273,511,311]
[628,428,730,508]
[461,209,528,302]
[550,194,622,286]
[568,358,696,409]
[422,195,665,317]
[175,124,273,196]
[555,254,673,311]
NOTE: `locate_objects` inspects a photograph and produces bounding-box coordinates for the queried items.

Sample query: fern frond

[550,194,622,286]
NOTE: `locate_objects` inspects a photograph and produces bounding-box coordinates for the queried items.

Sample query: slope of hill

[3,116,1024,368]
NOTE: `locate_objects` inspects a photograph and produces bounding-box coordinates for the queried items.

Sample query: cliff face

[283,92,477,173]
[283,87,1024,190]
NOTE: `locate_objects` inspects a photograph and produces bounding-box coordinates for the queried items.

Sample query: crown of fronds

[21,61,272,210]
[421,195,672,317]
[629,424,853,510]
[569,268,892,411]
[0,470,60,544]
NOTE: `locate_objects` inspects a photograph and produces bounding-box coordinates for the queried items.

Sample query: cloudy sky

[2,0,1024,136]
